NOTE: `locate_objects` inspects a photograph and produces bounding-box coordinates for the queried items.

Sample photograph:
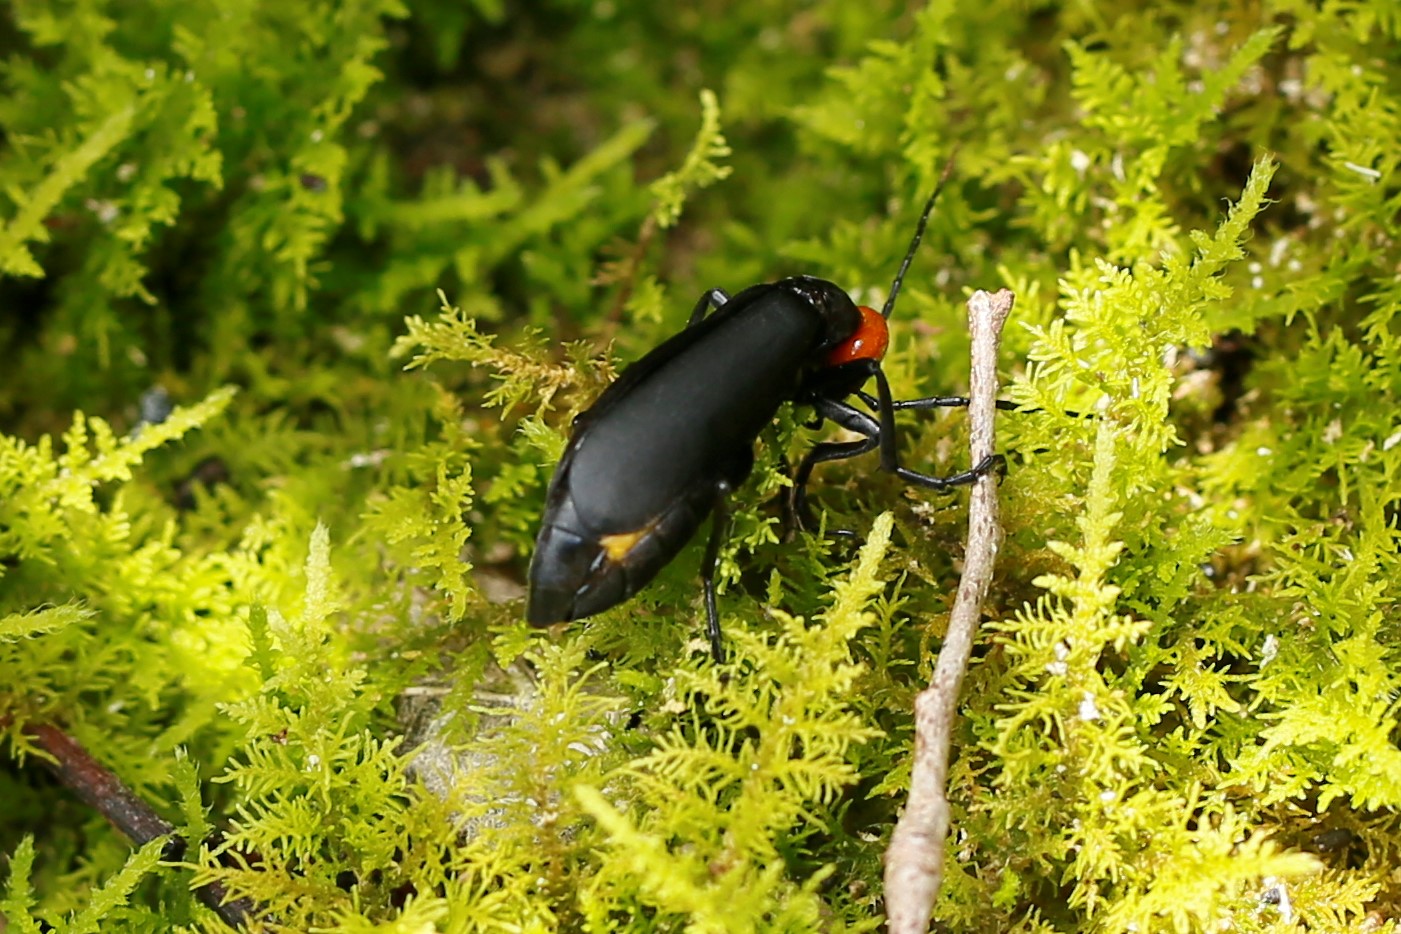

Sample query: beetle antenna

[880,153,958,320]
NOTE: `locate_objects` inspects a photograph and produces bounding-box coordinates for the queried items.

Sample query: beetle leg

[700,480,735,663]
[893,395,1021,413]
[788,398,880,537]
[792,375,1006,537]
[857,389,1019,413]
[687,288,731,327]
[872,367,1003,489]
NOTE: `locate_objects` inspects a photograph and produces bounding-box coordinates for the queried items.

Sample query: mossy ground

[2,2,1400,931]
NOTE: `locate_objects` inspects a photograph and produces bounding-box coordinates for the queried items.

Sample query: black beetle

[527,178,1003,661]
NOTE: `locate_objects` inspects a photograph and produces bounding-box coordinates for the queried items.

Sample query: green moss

[3,0,1401,930]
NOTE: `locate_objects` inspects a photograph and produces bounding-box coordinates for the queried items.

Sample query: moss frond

[5,2,1401,930]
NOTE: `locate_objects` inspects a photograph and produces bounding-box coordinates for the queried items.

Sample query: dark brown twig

[13,719,254,929]
[883,288,1013,933]
[602,213,660,326]
[28,723,179,846]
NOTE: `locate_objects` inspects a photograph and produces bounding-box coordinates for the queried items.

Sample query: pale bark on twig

[883,288,1013,933]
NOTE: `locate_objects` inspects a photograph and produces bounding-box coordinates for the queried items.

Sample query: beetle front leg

[687,288,731,327]
[857,389,1020,414]
[787,398,880,537]
[788,439,874,538]
[871,367,1003,489]
[699,480,735,663]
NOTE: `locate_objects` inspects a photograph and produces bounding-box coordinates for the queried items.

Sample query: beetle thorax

[775,276,864,356]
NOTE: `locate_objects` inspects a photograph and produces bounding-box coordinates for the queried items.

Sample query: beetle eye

[825,305,889,367]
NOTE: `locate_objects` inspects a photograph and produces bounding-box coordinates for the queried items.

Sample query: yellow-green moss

[4,1,1401,931]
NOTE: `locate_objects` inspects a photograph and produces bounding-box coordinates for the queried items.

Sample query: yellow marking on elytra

[600,529,647,561]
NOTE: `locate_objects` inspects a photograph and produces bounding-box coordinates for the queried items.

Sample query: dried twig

[17,720,254,929]
[883,288,1013,933]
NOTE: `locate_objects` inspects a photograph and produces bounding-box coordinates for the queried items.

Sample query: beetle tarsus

[892,454,1001,491]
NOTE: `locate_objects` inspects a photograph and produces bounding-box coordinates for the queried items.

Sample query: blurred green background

[3,0,1401,930]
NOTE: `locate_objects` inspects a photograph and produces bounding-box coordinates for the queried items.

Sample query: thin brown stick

[15,720,255,929]
[603,213,659,326]
[883,288,1013,933]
